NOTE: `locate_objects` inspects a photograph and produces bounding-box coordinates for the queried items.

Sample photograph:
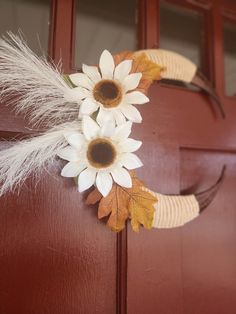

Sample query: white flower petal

[82,116,100,140]
[111,167,132,188]
[97,108,115,126]
[80,98,99,116]
[58,147,78,162]
[114,60,132,81]
[123,73,142,92]
[120,105,142,123]
[119,139,142,153]
[61,162,86,177]
[64,87,89,102]
[99,50,115,79]
[113,109,126,125]
[124,91,149,104]
[65,133,85,149]
[73,86,90,97]
[69,73,93,89]
[119,153,143,170]
[96,171,113,197]
[63,129,80,139]
[113,121,132,140]
[99,121,116,137]
[82,64,101,83]
[78,168,97,192]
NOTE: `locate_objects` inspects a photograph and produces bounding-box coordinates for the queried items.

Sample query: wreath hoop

[0,34,225,232]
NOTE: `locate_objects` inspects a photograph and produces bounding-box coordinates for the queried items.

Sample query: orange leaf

[86,172,157,232]
[123,173,157,232]
[98,184,130,232]
[113,51,133,65]
[132,53,164,82]
[113,51,164,95]
[128,188,157,232]
[85,188,102,205]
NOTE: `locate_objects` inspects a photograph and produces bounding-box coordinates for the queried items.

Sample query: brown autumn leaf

[86,182,130,232]
[132,53,164,94]
[85,188,102,205]
[128,186,157,232]
[113,51,164,95]
[113,51,133,65]
[132,53,164,81]
[85,172,157,232]
[125,174,157,232]
[98,184,130,232]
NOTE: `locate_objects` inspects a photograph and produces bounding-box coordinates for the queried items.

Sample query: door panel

[127,82,236,313]
[0,158,117,314]
[0,1,119,313]
[180,149,236,314]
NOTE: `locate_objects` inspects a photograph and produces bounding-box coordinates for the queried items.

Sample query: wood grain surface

[0,1,236,314]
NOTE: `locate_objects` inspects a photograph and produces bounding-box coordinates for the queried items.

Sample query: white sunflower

[65,50,149,125]
[58,116,143,197]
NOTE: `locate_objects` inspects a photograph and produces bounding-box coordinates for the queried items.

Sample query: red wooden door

[128,1,236,313]
[0,1,236,313]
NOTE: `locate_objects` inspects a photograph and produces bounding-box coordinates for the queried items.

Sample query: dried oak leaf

[113,51,134,65]
[85,188,102,205]
[98,184,130,232]
[86,173,157,233]
[132,53,164,81]
[113,51,164,95]
[86,187,128,232]
[127,175,157,232]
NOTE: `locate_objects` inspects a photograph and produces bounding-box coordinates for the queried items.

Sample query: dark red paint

[0,1,236,313]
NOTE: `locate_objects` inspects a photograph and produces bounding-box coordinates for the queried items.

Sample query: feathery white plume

[0,33,79,126]
[0,121,81,196]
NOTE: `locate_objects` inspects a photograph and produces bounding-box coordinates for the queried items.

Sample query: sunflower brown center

[93,79,122,108]
[87,138,116,168]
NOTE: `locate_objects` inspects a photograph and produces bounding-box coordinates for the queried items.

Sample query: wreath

[0,34,225,232]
